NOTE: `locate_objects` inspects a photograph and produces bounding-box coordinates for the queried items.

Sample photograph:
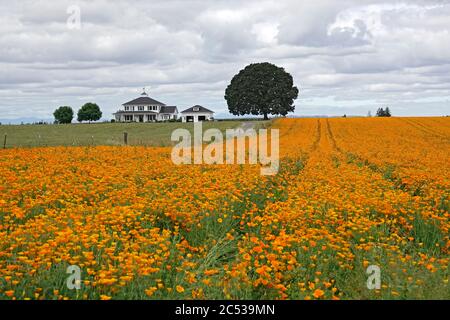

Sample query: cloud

[0,0,449,121]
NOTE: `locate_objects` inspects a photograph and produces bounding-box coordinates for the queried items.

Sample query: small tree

[77,103,102,123]
[385,107,392,117]
[376,108,385,117]
[376,107,392,117]
[225,62,299,120]
[53,106,74,124]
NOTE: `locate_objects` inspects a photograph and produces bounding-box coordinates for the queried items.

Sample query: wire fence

[1,132,177,149]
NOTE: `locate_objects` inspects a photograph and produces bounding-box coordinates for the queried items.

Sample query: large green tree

[53,106,74,124]
[225,62,299,120]
[77,103,102,123]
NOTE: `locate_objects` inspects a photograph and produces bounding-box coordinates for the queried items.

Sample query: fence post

[124,132,128,145]
[3,134,6,149]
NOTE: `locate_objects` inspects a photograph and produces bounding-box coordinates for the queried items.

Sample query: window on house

[138,106,144,111]
[125,106,129,111]
[193,107,199,111]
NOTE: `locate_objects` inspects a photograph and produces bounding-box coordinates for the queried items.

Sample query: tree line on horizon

[375,107,392,117]
[54,62,297,124]
[53,103,102,124]
[53,62,394,124]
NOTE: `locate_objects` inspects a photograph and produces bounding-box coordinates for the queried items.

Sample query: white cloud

[252,22,279,45]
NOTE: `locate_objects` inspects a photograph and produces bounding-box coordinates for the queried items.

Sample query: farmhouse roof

[123,92,166,106]
[181,105,214,113]
[160,106,178,114]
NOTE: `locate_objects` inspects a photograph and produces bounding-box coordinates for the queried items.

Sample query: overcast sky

[1,0,449,122]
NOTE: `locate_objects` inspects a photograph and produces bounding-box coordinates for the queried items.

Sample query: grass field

[0,117,449,300]
[0,121,268,148]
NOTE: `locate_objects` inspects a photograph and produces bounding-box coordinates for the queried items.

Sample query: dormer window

[193,107,200,112]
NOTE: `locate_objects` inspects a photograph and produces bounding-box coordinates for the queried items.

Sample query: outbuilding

[180,105,214,122]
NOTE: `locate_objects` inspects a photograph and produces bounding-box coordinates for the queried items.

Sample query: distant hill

[0,117,53,125]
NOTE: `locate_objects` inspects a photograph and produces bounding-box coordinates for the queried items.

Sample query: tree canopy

[77,103,102,123]
[53,106,74,124]
[225,62,299,120]
[376,107,392,117]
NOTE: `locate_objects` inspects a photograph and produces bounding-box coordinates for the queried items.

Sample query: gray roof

[181,105,214,113]
[160,106,178,114]
[123,95,166,106]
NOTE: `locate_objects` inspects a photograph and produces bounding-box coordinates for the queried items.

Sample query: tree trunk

[263,113,269,120]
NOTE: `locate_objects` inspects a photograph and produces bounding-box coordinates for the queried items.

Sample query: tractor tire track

[325,119,342,153]
[324,119,418,195]
[400,118,449,141]
[310,119,322,152]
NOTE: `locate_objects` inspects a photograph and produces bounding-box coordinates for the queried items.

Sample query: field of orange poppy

[0,117,449,300]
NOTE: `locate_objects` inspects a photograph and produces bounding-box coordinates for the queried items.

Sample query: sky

[0,0,449,123]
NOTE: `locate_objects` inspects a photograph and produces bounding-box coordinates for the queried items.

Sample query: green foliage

[385,107,391,117]
[376,107,392,117]
[225,62,299,120]
[77,102,102,123]
[411,214,445,255]
[53,106,74,124]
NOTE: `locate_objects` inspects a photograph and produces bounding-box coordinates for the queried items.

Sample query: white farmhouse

[180,105,215,122]
[113,90,178,122]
